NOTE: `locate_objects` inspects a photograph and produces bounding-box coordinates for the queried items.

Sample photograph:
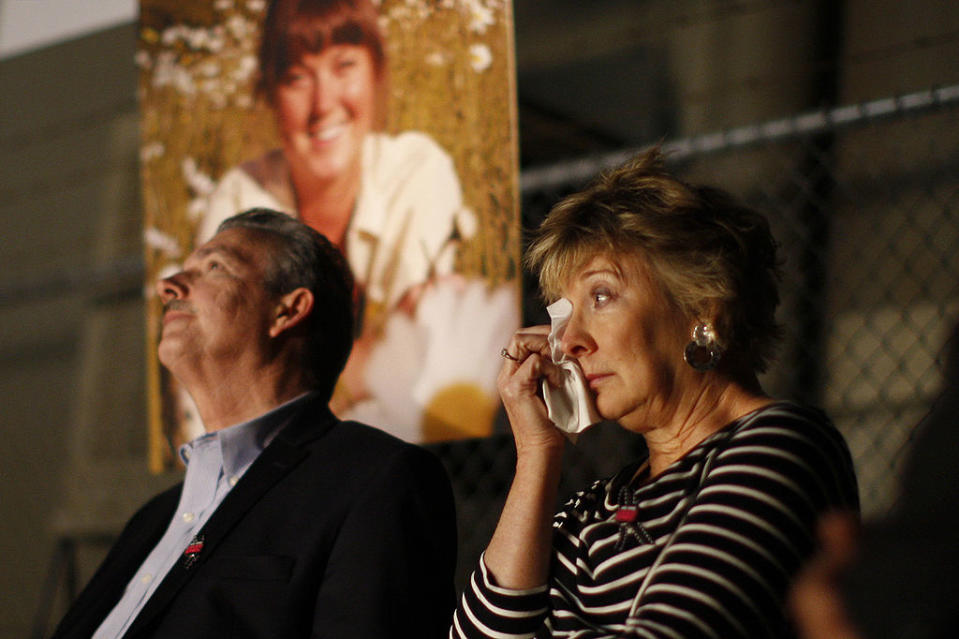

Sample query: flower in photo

[465,0,495,34]
[144,228,183,259]
[469,43,492,73]
[140,141,165,162]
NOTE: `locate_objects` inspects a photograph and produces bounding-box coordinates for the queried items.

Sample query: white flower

[207,25,227,53]
[468,43,492,73]
[181,157,216,197]
[187,196,209,222]
[466,1,495,34]
[161,25,184,46]
[350,312,428,440]
[140,141,165,162]
[353,277,520,441]
[152,52,197,95]
[202,80,229,109]
[134,50,152,69]
[173,66,196,95]
[424,51,448,67]
[184,27,204,50]
[144,228,183,258]
[234,54,258,82]
[411,277,519,404]
[226,15,250,41]
[246,0,267,13]
[198,60,221,78]
[214,0,234,11]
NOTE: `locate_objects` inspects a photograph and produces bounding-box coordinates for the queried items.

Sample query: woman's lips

[586,373,610,389]
[308,122,347,144]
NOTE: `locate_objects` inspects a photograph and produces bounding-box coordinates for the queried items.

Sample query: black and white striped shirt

[452,402,859,639]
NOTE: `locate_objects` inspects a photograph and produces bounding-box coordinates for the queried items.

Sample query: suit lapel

[122,398,338,638]
[51,489,180,639]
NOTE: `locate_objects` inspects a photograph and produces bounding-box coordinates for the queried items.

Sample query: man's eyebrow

[194,244,249,265]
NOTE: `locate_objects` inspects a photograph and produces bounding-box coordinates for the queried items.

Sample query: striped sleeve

[452,403,858,639]
[623,407,859,638]
[450,553,550,639]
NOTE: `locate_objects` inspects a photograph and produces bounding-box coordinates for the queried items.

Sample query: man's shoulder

[279,411,444,475]
[266,418,451,514]
[309,419,438,464]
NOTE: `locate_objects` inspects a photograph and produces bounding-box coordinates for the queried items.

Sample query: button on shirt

[92,392,317,639]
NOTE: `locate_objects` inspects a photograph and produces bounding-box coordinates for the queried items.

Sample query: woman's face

[274,44,378,185]
[559,253,694,432]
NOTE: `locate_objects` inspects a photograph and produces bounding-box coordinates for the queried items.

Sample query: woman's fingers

[501,326,551,362]
[499,325,565,389]
[498,326,567,443]
[499,327,558,389]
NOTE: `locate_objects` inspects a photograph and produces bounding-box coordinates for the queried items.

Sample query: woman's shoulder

[725,400,842,442]
[709,400,851,461]
[709,400,859,507]
[363,131,456,181]
[209,150,291,204]
[367,130,448,156]
[196,150,292,244]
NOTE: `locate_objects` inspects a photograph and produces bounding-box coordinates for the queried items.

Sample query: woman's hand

[481,326,568,589]
[498,326,567,455]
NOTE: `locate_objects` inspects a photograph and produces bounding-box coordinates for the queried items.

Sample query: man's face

[156,227,278,376]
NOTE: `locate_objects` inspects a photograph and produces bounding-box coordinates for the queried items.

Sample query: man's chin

[156,340,184,373]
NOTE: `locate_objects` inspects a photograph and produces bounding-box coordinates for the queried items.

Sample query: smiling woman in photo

[196,0,485,432]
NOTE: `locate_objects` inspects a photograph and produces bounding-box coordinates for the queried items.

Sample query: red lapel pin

[181,534,205,569]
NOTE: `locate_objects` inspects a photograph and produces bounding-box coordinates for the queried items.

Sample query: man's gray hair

[218,208,355,399]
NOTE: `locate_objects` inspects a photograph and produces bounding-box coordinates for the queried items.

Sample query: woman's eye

[335,56,358,72]
[592,289,611,306]
[208,261,221,271]
[281,70,308,85]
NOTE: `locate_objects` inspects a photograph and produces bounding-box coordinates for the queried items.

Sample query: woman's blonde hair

[525,148,782,373]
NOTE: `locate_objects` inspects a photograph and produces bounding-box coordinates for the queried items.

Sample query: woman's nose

[559,310,591,358]
[310,72,337,116]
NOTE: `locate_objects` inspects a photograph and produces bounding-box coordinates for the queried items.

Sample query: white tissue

[542,298,601,435]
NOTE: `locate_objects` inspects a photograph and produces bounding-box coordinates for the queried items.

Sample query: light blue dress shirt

[92,392,317,639]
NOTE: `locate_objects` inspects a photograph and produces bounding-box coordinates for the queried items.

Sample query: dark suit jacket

[51,397,457,638]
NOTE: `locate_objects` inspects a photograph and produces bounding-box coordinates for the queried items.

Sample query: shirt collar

[178,391,319,478]
[351,134,388,237]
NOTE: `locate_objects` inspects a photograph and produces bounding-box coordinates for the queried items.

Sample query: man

[51,208,457,638]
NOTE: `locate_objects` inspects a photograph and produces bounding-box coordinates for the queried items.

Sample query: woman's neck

[643,379,771,477]
[288,163,361,248]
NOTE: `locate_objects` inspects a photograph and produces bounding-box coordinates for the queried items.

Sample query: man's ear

[269,287,314,338]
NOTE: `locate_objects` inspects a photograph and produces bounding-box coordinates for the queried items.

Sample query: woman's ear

[269,287,314,338]
[694,300,723,336]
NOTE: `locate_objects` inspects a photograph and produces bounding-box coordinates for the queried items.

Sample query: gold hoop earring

[683,322,722,371]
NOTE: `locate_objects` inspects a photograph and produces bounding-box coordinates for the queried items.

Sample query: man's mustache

[163,299,196,315]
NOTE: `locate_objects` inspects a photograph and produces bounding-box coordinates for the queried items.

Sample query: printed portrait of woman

[139,0,520,467]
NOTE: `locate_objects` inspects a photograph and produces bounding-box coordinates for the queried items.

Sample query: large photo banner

[138,0,520,470]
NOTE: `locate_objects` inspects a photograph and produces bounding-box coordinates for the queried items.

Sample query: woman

[452,149,859,638]
[196,0,486,431]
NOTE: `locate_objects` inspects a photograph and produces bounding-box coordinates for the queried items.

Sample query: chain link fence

[430,85,959,587]
[11,84,957,599]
